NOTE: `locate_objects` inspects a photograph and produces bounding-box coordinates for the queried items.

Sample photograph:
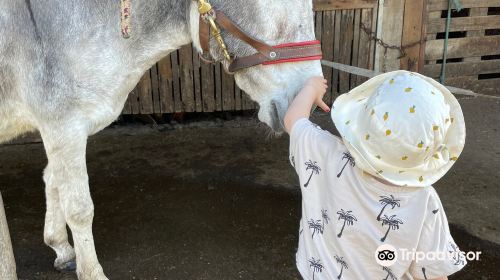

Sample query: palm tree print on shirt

[337,152,355,178]
[382,266,397,280]
[336,209,357,238]
[321,209,330,229]
[334,255,349,279]
[308,219,324,238]
[309,257,324,280]
[422,267,428,280]
[304,160,321,187]
[380,214,404,242]
[449,242,466,266]
[377,195,401,221]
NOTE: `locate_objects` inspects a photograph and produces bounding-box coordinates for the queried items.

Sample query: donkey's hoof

[55,259,77,272]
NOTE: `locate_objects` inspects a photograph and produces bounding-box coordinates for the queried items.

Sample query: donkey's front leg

[41,129,108,280]
[43,162,76,271]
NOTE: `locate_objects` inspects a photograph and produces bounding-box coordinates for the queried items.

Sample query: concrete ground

[1,96,499,280]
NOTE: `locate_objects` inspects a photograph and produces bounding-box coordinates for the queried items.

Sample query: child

[284,71,467,280]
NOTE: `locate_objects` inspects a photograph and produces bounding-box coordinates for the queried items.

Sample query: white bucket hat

[331,70,466,187]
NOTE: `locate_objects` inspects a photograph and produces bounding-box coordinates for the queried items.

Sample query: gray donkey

[0,0,322,279]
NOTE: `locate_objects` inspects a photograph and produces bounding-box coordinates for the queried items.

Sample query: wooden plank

[192,48,203,112]
[235,84,242,110]
[158,55,174,113]
[425,35,500,60]
[339,10,355,94]
[375,0,405,72]
[171,51,182,112]
[463,8,489,62]
[215,64,222,111]
[424,59,500,77]
[428,0,500,11]
[314,0,377,11]
[242,90,253,110]
[150,64,161,113]
[356,8,373,85]
[351,9,361,89]
[129,85,140,114]
[401,0,426,71]
[445,76,500,95]
[200,62,215,112]
[221,69,235,110]
[0,193,17,280]
[368,3,378,72]
[333,11,342,94]
[315,11,323,42]
[138,70,153,114]
[427,15,500,33]
[322,11,335,103]
[179,45,195,112]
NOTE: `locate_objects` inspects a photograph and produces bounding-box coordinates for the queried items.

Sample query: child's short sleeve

[289,118,342,173]
[409,190,467,279]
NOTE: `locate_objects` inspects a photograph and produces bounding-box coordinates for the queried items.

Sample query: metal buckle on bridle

[197,0,232,62]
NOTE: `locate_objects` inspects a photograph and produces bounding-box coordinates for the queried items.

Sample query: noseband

[196,0,323,73]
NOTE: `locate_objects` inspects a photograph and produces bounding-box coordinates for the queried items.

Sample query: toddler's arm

[284,77,329,134]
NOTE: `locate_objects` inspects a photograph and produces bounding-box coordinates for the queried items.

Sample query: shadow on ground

[1,97,499,279]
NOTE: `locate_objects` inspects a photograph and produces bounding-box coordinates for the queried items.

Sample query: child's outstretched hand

[304,77,330,112]
[284,76,329,134]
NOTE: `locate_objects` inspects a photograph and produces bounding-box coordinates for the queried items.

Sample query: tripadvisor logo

[375,243,481,267]
[375,244,397,266]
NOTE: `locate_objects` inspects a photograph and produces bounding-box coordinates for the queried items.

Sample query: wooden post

[374,0,406,72]
[400,0,427,72]
[0,192,17,280]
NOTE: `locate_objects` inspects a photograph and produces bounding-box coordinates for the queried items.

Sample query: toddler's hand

[304,77,329,112]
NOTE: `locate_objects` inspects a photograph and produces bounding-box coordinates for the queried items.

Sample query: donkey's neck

[124,0,193,70]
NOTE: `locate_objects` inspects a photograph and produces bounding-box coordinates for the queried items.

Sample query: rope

[321,60,500,100]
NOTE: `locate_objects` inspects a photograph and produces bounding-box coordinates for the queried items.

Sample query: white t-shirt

[289,119,466,280]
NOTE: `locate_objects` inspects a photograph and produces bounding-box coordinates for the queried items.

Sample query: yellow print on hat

[418,141,424,148]
[405,87,413,93]
[383,112,389,121]
[366,134,370,140]
[386,129,392,136]
[410,106,416,113]
[402,156,408,161]
[419,176,424,182]
[389,79,395,85]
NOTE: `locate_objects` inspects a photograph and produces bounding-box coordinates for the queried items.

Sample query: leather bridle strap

[197,4,323,73]
[228,41,323,72]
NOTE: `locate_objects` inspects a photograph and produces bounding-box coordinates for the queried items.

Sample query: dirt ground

[1,96,499,280]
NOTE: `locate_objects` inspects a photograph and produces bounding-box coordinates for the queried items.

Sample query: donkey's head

[189,0,323,132]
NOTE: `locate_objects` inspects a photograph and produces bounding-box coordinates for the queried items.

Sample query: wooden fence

[122,1,379,115]
[375,0,500,96]
[422,0,500,96]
